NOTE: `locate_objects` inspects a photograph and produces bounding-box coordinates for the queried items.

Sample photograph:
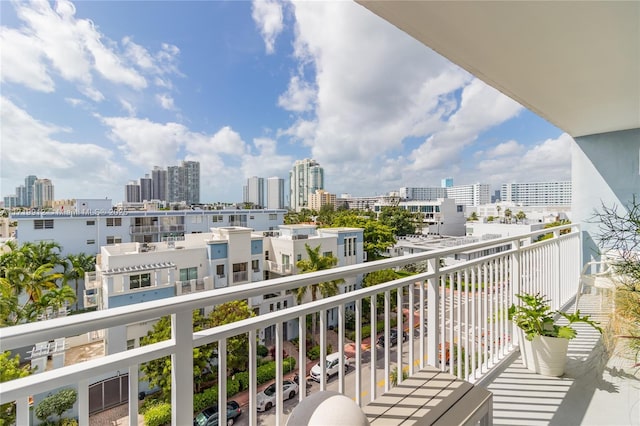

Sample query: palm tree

[65,253,96,310]
[40,285,77,313]
[504,208,513,224]
[22,241,64,271]
[516,211,527,223]
[295,244,344,345]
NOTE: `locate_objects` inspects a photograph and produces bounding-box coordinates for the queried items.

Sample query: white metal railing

[0,224,580,426]
[265,260,294,275]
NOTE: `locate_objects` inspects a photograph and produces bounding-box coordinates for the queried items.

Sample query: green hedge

[144,402,172,426]
[192,357,296,413]
[346,318,396,341]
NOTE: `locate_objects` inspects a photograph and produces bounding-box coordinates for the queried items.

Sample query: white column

[78,379,89,426]
[128,365,139,426]
[171,310,193,426]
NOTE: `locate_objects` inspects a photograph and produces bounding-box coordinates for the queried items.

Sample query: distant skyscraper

[32,178,54,208]
[168,161,200,204]
[16,185,26,207]
[245,176,265,207]
[289,159,324,211]
[151,166,167,201]
[140,174,153,202]
[267,177,285,209]
[446,183,490,207]
[441,177,454,188]
[25,175,37,207]
[125,181,141,203]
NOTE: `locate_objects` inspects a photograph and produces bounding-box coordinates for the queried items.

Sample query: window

[297,254,302,261]
[179,267,198,281]
[323,251,332,258]
[269,214,277,220]
[130,273,151,289]
[86,220,95,226]
[252,259,260,272]
[34,219,54,229]
[191,216,203,224]
[106,217,122,226]
[216,264,225,277]
[211,215,223,222]
[127,339,135,350]
[87,239,95,245]
[232,262,248,283]
[106,236,122,244]
[457,205,464,213]
[282,254,290,265]
[265,250,270,260]
[250,215,255,220]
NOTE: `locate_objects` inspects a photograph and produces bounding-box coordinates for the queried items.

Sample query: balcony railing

[264,260,294,275]
[0,224,580,426]
[232,271,249,283]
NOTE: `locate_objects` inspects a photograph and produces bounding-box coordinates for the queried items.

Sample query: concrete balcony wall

[0,224,581,426]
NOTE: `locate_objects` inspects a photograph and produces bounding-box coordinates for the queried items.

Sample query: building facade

[501,181,572,206]
[125,181,141,203]
[266,177,285,210]
[151,166,167,202]
[446,183,491,207]
[289,159,324,212]
[374,198,466,237]
[245,176,265,207]
[33,178,54,208]
[308,189,336,211]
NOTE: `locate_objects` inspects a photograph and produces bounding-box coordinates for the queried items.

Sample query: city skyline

[1,1,570,203]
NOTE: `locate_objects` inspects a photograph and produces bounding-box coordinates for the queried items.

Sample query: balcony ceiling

[356,1,639,137]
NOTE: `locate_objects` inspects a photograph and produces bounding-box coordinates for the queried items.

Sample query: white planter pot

[518,330,569,377]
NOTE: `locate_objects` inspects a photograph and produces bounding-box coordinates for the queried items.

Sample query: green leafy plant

[34,388,78,424]
[509,293,602,341]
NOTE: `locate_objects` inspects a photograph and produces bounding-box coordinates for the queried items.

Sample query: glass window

[130,273,151,289]
[216,264,225,277]
[127,339,135,350]
[107,217,122,226]
[269,214,277,220]
[179,267,198,281]
[86,220,95,226]
[87,239,95,245]
[106,236,122,244]
[252,259,259,272]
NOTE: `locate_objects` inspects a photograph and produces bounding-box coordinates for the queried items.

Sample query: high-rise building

[267,177,285,209]
[151,167,167,202]
[4,195,18,208]
[245,176,265,207]
[500,181,572,206]
[125,181,141,203]
[289,159,324,211]
[446,183,491,207]
[399,187,447,201]
[33,178,54,208]
[16,185,27,207]
[140,174,153,202]
[168,161,200,204]
[25,175,37,207]
[441,177,454,188]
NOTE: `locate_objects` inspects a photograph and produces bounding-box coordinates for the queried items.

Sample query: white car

[310,352,350,382]
[256,380,298,412]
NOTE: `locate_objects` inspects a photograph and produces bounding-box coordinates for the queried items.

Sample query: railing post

[338,304,345,393]
[297,317,306,403]
[512,240,521,348]
[249,329,257,426]
[396,287,403,384]
[384,290,391,392]
[408,281,415,376]
[370,294,377,401]
[16,396,29,426]
[275,321,283,426]
[128,366,139,426]
[77,379,88,426]
[319,309,327,391]
[427,257,439,367]
[171,310,193,426]
[218,338,228,426]
[355,298,362,406]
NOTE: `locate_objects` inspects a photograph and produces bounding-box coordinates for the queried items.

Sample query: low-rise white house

[373,198,467,237]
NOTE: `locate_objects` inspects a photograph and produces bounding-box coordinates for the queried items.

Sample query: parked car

[193,400,242,426]
[377,328,409,347]
[256,380,298,412]
[310,352,350,382]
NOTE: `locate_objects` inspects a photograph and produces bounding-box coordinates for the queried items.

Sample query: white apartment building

[244,176,265,207]
[446,183,491,207]
[86,227,265,356]
[12,201,286,257]
[33,178,54,208]
[399,186,447,201]
[500,181,572,206]
[266,177,285,210]
[261,224,365,342]
[289,159,324,212]
[374,198,467,237]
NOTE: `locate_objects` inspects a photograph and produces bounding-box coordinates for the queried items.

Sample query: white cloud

[278,76,315,112]
[241,138,293,179]
[156,93,175,110]
[0,97,126,194]
[80,86,105,102]
[486,140,524,158]
[252,0,284,54]
[0,26,54,92]
[119,99,136,116]
[474,133,573,185]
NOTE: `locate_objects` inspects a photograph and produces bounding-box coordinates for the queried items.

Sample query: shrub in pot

[509,293,602,376]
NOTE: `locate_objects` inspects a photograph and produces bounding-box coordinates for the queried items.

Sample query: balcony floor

[483,294,640,426]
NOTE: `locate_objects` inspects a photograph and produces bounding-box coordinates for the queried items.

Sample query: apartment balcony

[1,224,636,426]
[129,224,185,234]
[83,271,100,290]
[176,278,210,295]
[265,260,294,276]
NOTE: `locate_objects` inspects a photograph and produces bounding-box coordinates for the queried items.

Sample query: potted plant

[509,292,602,376]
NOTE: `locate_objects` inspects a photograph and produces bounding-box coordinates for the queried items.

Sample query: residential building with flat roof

[501,181,572,206]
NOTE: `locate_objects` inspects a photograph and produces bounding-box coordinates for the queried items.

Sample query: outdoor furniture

[362,366,493,425]
[576,256,620,312]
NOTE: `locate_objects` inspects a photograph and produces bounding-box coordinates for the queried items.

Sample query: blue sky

[0,0,572,204]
